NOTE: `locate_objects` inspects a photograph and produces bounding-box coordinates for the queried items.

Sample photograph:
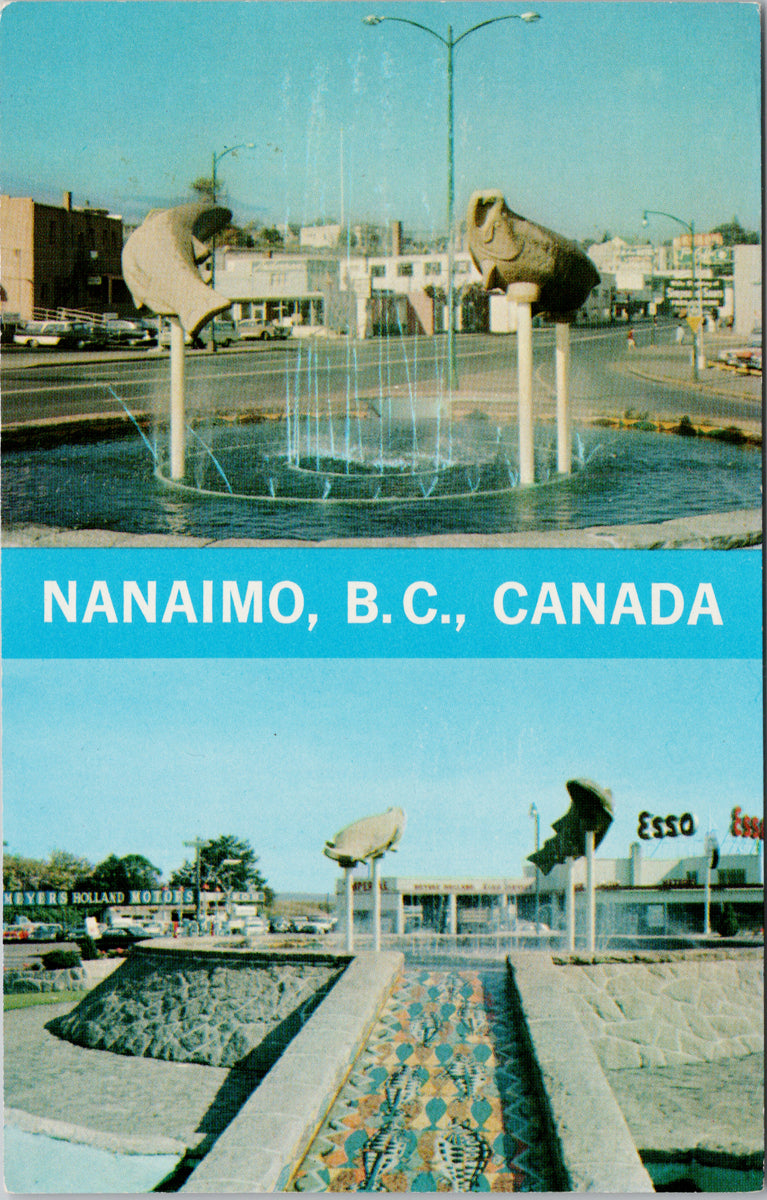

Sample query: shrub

[713,903,739,938]
[41,949,81,971]
[76,936,100,961]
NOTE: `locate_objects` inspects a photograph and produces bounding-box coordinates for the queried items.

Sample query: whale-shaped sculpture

[528,778,613,875]
[324,806,406,868]
[467,190,599,318]
[122,202,233,337]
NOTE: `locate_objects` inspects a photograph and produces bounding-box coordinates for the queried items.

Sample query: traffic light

[528,779,614,876]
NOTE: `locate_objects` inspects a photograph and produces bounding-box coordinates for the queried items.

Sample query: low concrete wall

[557,949,763,1070]
[506,953,654,1192]
[181,951,403,1193]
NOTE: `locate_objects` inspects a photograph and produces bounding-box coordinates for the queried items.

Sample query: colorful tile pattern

[291,966,557,1192]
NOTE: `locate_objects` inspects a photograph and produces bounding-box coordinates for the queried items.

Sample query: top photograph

[1,0,761,549]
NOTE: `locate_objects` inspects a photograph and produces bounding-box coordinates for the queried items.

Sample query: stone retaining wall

[556,950,763,1070]
[47,944,348,1069]
[4,966,88,994]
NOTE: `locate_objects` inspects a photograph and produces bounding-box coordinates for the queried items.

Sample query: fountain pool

[2,415,761,541]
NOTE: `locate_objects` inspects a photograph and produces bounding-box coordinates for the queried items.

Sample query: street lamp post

[529,802,540,934]
[217,857,242,927]
[643,208,704,381]
[209,143,255,351]
[183,837,206,927]
[365,13,540,391]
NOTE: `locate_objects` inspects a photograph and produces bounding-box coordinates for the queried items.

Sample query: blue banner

[2,548,760,659]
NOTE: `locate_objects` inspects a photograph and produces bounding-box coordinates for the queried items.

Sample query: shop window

[718,868,746,886]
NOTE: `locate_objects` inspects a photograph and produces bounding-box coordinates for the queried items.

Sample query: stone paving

[558,951,763,1070]
[289,964,560,1192]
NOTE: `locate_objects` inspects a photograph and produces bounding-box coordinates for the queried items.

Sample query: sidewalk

[621,331,762,432]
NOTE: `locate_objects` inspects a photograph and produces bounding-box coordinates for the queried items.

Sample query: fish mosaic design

[289,967,557,1192]
[434,1121,492,1191]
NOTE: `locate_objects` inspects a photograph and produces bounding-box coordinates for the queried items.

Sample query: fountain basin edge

[178,946,404,1193]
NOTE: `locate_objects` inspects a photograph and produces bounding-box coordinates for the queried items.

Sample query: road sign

[687,314,703,333]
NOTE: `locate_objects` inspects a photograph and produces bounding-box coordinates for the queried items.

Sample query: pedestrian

[675,323,685,345]
[627,328,636,350]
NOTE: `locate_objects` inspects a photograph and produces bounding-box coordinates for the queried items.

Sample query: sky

[3,657,763,895]
[0,1,762,243]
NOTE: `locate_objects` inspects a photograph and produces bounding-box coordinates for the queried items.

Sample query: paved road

[2,325,759,431]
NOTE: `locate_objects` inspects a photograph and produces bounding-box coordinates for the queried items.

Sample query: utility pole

[183,838,206,926]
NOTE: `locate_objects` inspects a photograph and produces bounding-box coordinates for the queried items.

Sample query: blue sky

[0,1,761,241]
[3,657,762,894]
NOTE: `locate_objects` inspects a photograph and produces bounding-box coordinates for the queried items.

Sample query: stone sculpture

[122,201,233,336]
[528,778,613,875]
[323,807,406,868]
[466,190,599,317]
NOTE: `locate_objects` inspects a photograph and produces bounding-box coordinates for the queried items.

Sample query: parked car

[104,318,155,347]
[158,316,239,349]
[96,927,145,951]
[269,915,293,934]
[242,916,269,936]
[71,321,109,349]
[717,345,762,372]
[292,914,332,934]
[3,926,30,942]
[28,922,65,941]
[14,320,83,349]
[238,319,290,341]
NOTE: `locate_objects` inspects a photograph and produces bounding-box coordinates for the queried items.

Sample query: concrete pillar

[565,858,575,953]
[169,317,185,480]
[344,867,354,953]
[372,855,382,952]
[507,283,540,487]
[395,892,405,936]
[447,892,458,936]
[586,830,596,954]
[555,321,571,474]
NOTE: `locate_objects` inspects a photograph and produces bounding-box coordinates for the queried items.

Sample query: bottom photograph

[3,657,764,1194]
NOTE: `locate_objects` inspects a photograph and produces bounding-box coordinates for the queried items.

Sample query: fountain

[120,197,601,508]
[3,197,761,542]
[324,806,406,952]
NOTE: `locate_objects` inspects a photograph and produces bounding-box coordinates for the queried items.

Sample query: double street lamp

[209,142,255,349]
[364,12,540,390]
[642,208,705,382]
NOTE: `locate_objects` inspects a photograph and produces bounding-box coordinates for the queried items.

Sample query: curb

[624,362,760,405]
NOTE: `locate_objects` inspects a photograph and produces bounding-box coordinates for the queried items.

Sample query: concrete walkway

[4,1002,230,1154]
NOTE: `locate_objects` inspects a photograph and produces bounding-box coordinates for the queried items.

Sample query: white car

[238,319,291,341]
[158,316,239,348]
[14,320,81,349]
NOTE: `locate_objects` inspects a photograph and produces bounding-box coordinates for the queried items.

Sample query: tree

[170,835,273,904]
[3,854,48,890]
[76,853,162,893]
[3,849,93,891]
[190,176,216,202]
[44,849,94,889]
[711,217,759,246]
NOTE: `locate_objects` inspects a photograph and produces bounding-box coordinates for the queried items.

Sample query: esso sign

[730,807,764,840]
[637,811,697,840]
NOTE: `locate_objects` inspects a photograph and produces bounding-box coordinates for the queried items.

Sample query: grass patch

[4,989,88,1010]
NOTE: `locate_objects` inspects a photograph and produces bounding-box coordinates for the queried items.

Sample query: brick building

[0,192,127,322]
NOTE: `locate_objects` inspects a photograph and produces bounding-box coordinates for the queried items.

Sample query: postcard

[1,1,762,1194]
